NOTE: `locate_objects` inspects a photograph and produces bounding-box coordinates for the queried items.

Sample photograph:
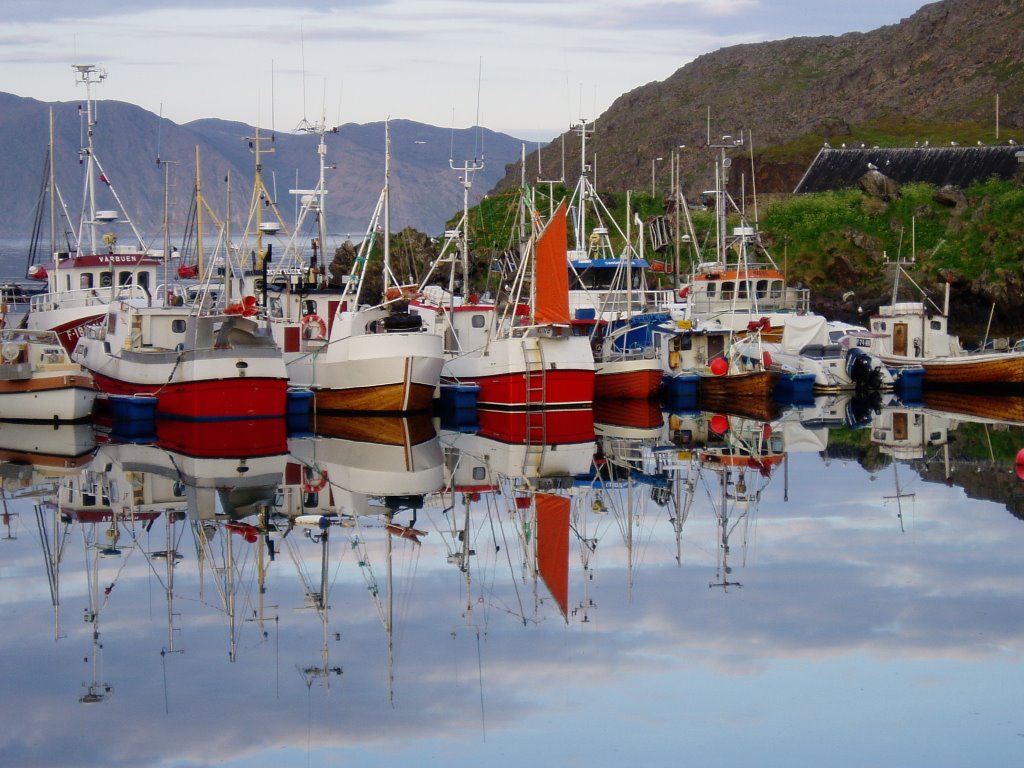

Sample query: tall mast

[72,64,106,255]
[383,120,392,295]
[450,129,484,298]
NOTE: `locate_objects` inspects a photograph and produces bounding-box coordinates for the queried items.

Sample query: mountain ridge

[0,94,527,242]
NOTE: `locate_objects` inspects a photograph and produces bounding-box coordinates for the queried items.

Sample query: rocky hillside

[496,0,1024,197]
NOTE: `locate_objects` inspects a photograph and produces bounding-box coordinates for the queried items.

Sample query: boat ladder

[522,339,547,475]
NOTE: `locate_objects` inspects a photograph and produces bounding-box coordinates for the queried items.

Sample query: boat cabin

[29,251,162,312]
[869,302,960,359]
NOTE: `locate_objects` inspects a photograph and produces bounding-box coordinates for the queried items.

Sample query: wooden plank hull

[921,390,1024,425]
[698,370,778,400]
[313,381,436,414]
[883,352,1024,388]
[594,359,663,400]
[311,413,437,446]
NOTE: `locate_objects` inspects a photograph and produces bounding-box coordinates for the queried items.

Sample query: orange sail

[536,492,570,621]
[533,202,570,325]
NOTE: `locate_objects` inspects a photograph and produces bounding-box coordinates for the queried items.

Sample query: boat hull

[27,308,105,354]
[305,331,443,414]
[92,373,288,420]
[594,358,663,399]
[699,370,778,400]
[476,407,596,446]
[0,373,95,422]
[882,353,1024,389]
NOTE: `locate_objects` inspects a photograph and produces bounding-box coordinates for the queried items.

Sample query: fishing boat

[414,180,594,414]
[0,328,96,421]
[563,121,671,399]
[863,264,1024,389]
[26,66,163,353]
[682,133,811,340]
[654,314,777,410]
[236,120,443,414]
[72,300,289,420]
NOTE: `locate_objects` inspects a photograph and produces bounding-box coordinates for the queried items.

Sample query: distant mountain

[0,92,528,241]
[495,0,1024,197]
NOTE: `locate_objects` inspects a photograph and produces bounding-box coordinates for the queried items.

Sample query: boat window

[755,280,768,299]
[118,271,132,286]
[472,466,486,481]
[303,300,317,316]
[737,281,749,299]
[80,273,94,289]
[672,335,692,351]
[100,272,112,288]
[171,319,186,333]
[65,275,72,291]
[706,282,716,297]
[720,281,734,300]
[770,280,783,299]
[269,298,283,318]
[471,314,486,328]
[930,320,942,331]
[136,272,150,291]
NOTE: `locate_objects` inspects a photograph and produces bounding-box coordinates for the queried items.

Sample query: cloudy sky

[4,0,929,140]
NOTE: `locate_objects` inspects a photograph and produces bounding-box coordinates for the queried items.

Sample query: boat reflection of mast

[286,517,342,694]
[80,511,125,703]
[883,463,916,533]
[709,462,744,592]
[35,498,71,641]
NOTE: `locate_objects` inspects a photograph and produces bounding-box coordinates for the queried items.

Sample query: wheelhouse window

[80,273,94,289]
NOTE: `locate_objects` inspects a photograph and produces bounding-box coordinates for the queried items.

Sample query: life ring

[301,314,327,340]
[303,466,327,493]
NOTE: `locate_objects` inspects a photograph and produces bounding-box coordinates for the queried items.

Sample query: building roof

[794,145,1024,193]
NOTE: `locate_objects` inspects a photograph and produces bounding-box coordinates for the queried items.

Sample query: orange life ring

[303,466,328,493]
[301,314,327,340]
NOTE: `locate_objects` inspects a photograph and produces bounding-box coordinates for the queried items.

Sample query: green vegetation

[760,178,1024,290]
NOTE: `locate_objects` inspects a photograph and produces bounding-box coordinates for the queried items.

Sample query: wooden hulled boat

[866,267,1024,390]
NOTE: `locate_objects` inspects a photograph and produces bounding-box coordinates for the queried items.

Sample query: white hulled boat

[72,300,288,420]
[0,328,96,421]
[234,120,442,414]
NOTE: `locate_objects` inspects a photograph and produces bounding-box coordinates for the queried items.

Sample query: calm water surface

[1,396,1023,768]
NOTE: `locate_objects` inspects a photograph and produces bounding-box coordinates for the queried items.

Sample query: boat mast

[73,64,106,256]
[450,130,484,299]
[384,120,392,295]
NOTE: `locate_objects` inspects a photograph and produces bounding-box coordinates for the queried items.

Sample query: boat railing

[30,284,153,313]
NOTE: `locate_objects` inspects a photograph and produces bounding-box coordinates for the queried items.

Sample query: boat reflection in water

[4,391,1024,764]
